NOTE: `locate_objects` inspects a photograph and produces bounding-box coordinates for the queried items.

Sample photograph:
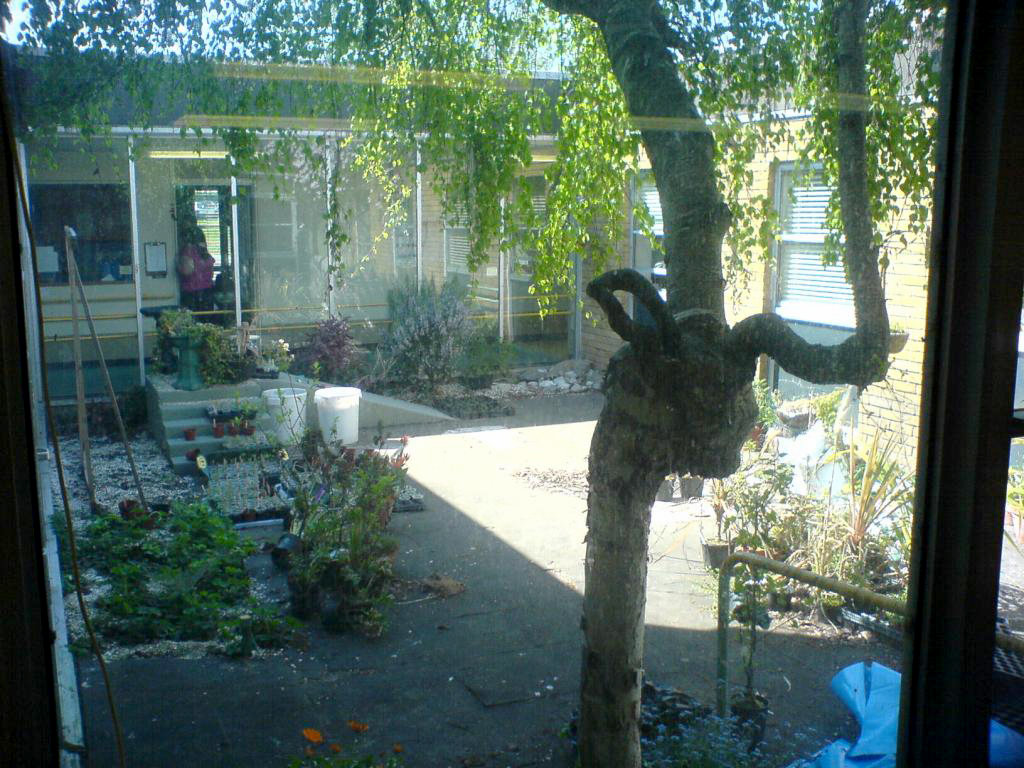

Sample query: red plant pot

[186,448,201,461]
[183,427,198,441]
[240,422,256,436]
[212,423,226,438]
[228,423,240,437]
[118,498,140,519]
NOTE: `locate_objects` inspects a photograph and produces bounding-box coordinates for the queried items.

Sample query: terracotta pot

[212,423,226,438]
[118,498,140,518]
[186,448,201,461]
[183,427,198,441]
[702,540,732,570]
[240,422,256,436]
[228,423,240,436]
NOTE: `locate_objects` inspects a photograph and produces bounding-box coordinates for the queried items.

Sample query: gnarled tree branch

[586,268,679,353]
[727,0,888,390]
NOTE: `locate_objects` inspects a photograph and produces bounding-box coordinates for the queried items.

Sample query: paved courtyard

[77,392,905,767]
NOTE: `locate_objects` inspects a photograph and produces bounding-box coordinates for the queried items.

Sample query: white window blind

[444,228,471,274]
[444,200,471,275]
[639,180,664,237]
[775,170,854,327]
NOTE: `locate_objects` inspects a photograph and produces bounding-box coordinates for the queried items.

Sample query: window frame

[2,3,1023,765]
[772,163,856,328]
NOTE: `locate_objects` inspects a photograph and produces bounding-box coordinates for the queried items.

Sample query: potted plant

[183,426,198,441]
[227,419,240,437]
[286,552,323,619]
[212,420,226,438]
[730,575,772,749]
[702,478,732,569]
[239,402,260,436]
[888,325,909,354]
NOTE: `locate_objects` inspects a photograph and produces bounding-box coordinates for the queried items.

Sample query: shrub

[293,317,358,383]
[195,324,254,386]
[382,278,472,390]
[282,431,407,636]
[458,321,513,385]
[154,309,253,386]
[751,379,778,429]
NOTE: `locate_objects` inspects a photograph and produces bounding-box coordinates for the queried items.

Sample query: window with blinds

[444,200,471,274]
[638,180,664,239]
[775,167,855,327]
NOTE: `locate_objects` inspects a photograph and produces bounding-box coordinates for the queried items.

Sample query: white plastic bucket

[262,387,308,446]
[314,386,361,445]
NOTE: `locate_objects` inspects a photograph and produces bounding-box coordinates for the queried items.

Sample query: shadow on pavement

[79,457,899,768]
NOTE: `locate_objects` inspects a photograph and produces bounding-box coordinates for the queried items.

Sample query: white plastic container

[262,387,308,446]
[314,386,361,445]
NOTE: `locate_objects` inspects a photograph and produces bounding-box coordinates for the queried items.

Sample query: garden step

[163,417,215,436]
[158,398,264,422]
[165,434,248,457]
[170,455,205,476]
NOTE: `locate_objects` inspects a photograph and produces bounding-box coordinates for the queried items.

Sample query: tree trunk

[579,395,666,767]
[541,3,889,768]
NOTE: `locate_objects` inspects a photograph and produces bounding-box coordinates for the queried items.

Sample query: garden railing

[716,551,1024,716]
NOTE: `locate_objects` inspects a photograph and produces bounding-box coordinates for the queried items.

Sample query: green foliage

[283,432,407,636]
[196,324,254,386]
[76,501,290,653]
[155,310,252,386]
[838,432,914,557]
[811,388,844,433]
[11,0,943,314]
[458,322,513,385]
[1007,466,1024,546]
[382,279,473,391]
[750,379,778,429]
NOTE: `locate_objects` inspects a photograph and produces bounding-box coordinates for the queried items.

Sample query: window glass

[0,3,975,768]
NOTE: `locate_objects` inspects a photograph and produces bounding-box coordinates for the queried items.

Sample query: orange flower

[393,743,404,753]
[302,727,324,744]
[347,719,370,733]
[330,743,342,753]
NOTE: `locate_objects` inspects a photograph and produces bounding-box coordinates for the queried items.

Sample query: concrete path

[79,392,899,767]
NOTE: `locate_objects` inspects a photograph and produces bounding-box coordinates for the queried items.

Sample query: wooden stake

[66,227,96,508]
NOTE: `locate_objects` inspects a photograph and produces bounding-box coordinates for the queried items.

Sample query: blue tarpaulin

[789,662,1024,767]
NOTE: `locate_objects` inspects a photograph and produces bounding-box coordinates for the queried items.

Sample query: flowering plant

[264,338,293,372]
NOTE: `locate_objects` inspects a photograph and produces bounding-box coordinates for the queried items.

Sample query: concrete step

[170,456,204,476]
[158,398,264,422]
[166,434,247,457]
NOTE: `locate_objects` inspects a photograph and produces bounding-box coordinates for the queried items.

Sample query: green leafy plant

[263,338,293,372]
[74,501,291,654]
[280,431,407,636]
[811,388,845,433]
[667,714,767,768]
[381,278,472,392]
[1006,467,1024,546]
[750,379,778,429]
[458,322,513,387]
[840,432,913,557]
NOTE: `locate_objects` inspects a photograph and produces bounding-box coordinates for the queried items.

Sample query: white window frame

[773,165,855,328]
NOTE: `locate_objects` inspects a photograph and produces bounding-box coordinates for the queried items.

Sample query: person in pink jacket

[177,227,215,312]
